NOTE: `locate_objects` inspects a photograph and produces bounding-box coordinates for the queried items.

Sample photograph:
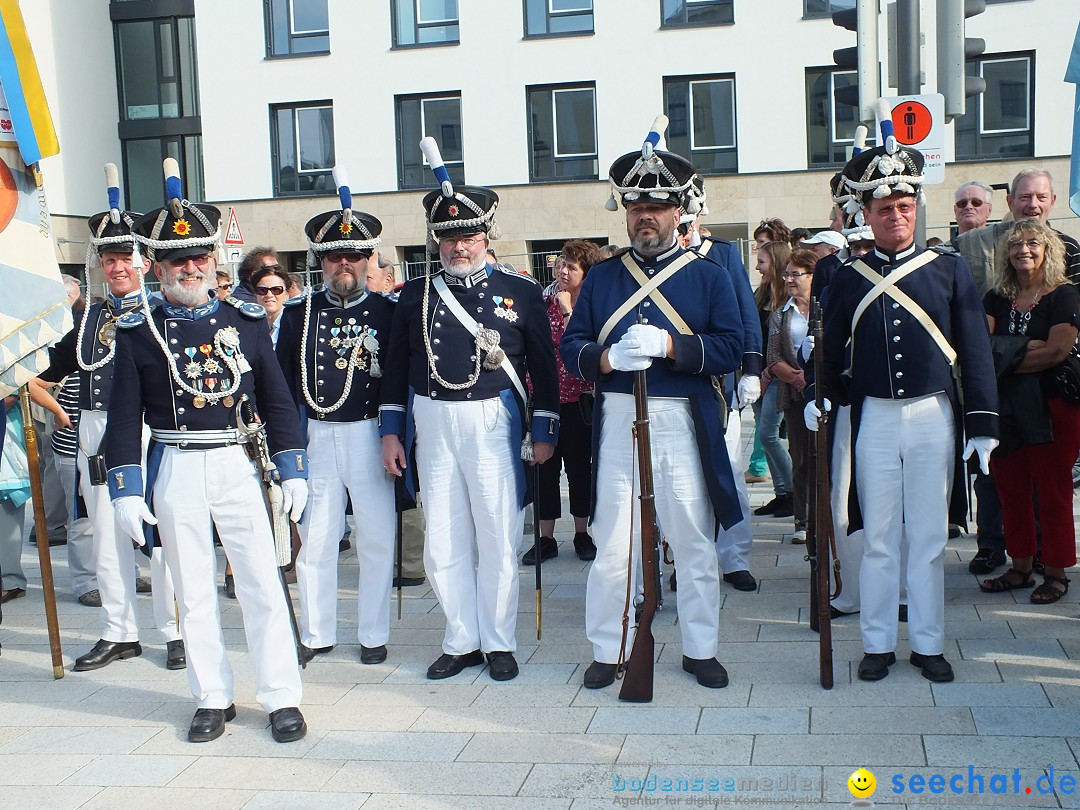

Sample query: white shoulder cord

[298,289,363,416]
[75,301,116,372]
[421,266,483,391]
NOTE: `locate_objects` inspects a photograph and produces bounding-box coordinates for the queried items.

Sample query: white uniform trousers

[588,395,720,663]
[297,419,394,648]
[855,394,953,656]
[413,395,523,655]
[78,411,179,643]
[715,406,754,573]
[152,445,302,712]
[57,453,97,597]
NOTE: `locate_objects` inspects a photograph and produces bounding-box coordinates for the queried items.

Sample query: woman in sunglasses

[251,265,292,348]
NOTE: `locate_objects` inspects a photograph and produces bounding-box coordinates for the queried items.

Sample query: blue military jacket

[104,295,307,501]
[697,237,762,378]
[39,292,146,412]
[821,243,999,529]
[379,264,560,507]
[277,288,395,426]
[560,243,745,530]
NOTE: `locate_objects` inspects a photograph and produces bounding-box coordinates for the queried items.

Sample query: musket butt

[52,665,65,680]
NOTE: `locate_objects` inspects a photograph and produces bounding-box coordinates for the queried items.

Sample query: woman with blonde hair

[750,241,795,517]
[979,219,1080,604]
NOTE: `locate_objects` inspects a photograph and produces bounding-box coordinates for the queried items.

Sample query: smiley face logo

[847,768,876,798]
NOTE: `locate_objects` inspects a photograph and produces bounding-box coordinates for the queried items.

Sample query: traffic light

[831,0,880,126]
[937,0,987,121]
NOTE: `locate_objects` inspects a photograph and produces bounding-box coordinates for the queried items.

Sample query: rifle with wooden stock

[807,297,833,689]
[619,367,659,703]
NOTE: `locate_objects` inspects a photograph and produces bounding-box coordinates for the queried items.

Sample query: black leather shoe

[486,651,519,681]
[223,574,236,600]
[772,494,795,518]
[269,707,307,742]
[723,570,757,592]
[682,656,729,688]
[360,645,387,664]
[522,536,558,566]
[968,549,1005,575]
[74,639,142,671]
[583,660,617,688]
[669,570,677,592]
[948,524,963,539]
[909,652,954,682]
[299,644,334,665]
[339,537,351,552]
[1,587,26,604]
[77,589,101,607]
[166,639,186,670]
[857,651,896,681]
[573,532,596,561]
[188,704,236,742]
[135,576,152,594]
[392,576,426,588]
[830,606,859,619]
[753,496,784,516]
[427,650,484,679]
[898,604,908,623]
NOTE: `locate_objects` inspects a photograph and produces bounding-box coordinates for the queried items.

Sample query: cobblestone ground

[1,419,1079,809]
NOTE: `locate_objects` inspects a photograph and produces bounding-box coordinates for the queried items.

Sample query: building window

[396,93,464,190]
[664,75,737,174]
[660,0,734,28]
[271,102,335,196]
[524,0,593,37]
[527,83,598,182]
[116,17,199,120]
[400,245,432,280]
[265,0,329,57]
[802,0,854,18]
[392,0,459,47]
[805,66,873,167]
[955,53,1034,161]
[123,135,203,214]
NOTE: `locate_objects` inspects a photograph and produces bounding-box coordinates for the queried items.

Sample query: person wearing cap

[104,160,309,743]
[561,130,744,690]
[380,138,559,682]
[805,103,998,683]
[681,179,763,593]
[33,166,183,672]
[800,229,846,261]
[276,169,397,667]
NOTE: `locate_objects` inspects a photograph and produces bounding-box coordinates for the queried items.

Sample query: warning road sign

[883,93,945,185]
[223,208,244,245]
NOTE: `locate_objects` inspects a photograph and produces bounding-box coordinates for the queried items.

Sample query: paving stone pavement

[2,421,1079,809]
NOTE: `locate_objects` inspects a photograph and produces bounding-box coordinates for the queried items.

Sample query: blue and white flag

[1067,19,1080,218]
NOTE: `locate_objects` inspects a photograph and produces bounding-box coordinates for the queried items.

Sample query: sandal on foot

[1030,575,1070,604]
[979,568,1035,593]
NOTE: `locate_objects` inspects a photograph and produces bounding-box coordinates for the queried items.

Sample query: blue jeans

[751,382,793,497]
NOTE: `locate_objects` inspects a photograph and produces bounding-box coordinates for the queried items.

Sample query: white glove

[797,335,815,365]
[624,323,669,358]
[803,398,832,432]
[962,436,999,476]
[281,478,309,523]
[737,375,761,408]
[113,496,158,547]
[607,339,653,372]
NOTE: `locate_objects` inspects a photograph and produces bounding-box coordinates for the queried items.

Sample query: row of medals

[329,321,378,371]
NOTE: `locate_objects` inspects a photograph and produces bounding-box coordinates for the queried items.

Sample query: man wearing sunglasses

[953,181,993,235]
[276,172,397,669]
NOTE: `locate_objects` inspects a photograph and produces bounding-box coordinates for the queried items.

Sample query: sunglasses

[954,198,987,209]
[324,252,368,264]
[217,282,233,291]
[255,285,286,296]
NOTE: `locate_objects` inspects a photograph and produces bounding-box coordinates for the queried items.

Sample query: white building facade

[27,0,1079,280]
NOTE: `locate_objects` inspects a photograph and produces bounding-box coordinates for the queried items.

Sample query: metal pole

[896,0,926,245]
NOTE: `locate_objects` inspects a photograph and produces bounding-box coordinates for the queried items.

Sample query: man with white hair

[953,181,994,235]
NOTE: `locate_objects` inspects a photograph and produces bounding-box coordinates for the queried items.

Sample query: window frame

[659,0,734,29]
[264,0,330,58]
[526,82,598,182]
[395,92,464,191]
[686,78,736,151]
[954,50,1035,162]
[801,0,855,20]
[114,16,200,122]
[269,100,336,197]
[523,0,594,39]
[663,73,738,175]
[391,0,460,49]
[804,65,877,168]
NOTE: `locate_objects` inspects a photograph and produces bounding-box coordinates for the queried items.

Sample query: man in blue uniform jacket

[561,128,743,691]
[380,137,559,682]
[277,167,397,667]
[805,106,999,683]
[105,160,310,744]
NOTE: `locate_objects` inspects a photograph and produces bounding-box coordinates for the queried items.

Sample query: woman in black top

[979,219,1080,604]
